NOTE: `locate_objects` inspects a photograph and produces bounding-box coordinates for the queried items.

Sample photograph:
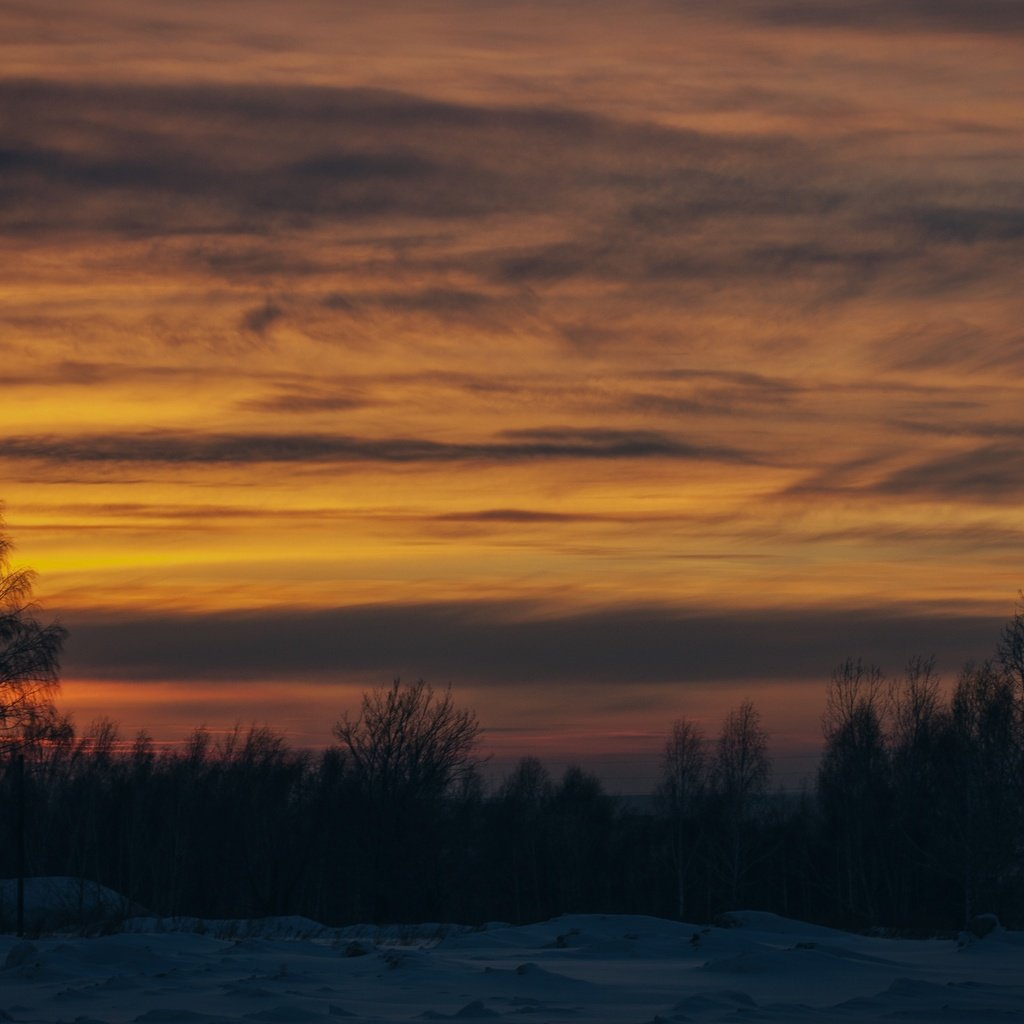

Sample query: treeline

[2,610,1023,935]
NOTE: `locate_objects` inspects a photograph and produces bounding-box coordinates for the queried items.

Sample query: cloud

[0,359,219,389]
[485,218,999,299]
[894,419,1024,441]
[0,360,112,387]
[2,79,727,237]
[58,599,1007,687]
[240,386,369,414]
[875,444,1024,502]
[901,204,1024,245]
[786,443,1024,504]
[495,427,750,461]
[304,286,533,333]
[289,150,436,182]
[435,509,612,524]
[367,287,518,322]
[875,322,1024,375]
[736,0,1024,33]
[627,368,804,417]
[625,169,838,229]
[0,77,806,244]
[805,522,1024,551]
[240,301,284,335]
[0,84,471,236]
[5,73,1020,320]
[0,428,756,466]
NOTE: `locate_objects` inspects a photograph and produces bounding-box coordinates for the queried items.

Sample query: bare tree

[817,659,891,924]
[496,757,556,922]
[552,765,613,913]
[997,592,1024,710]
[1,515,67,749]
[714,700,770,908]
[889,656,942,756]
[887,656,948,924]
[822,657,886,743]
[333,678,482,803]
[947,660,1020,925]
[333,679,483,920]
[657,718,709,919]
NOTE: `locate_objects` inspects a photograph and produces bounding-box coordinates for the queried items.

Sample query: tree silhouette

[333,678,482,804]
[332,678,483,920]
[0,514,67,749]
[997,592,1024,708]
[946,661,1021,925]
[493,757,556,922]
[888,656,947,927]
[713,700,770,908]
[658,718,709,919]
[817,659,891,924]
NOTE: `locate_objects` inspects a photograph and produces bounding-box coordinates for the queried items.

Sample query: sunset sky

[3,0,1023,789]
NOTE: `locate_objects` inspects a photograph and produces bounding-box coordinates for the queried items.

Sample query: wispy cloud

[239,387,370,414]
[785,443,1024,504]
[876,444,1024,502]
[3,70,1021,328]
[1,428,757,465]
[0,360,204,388]
[875,322,1024,375]
[240,300,285,336]
[736,0,1024,33]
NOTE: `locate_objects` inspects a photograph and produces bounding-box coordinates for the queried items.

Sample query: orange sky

[2,0,1023,789]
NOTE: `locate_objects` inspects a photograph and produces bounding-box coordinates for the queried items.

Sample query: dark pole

[16,751,25,938]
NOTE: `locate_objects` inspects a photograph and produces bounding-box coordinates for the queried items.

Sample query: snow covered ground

[2,887,1023,1023]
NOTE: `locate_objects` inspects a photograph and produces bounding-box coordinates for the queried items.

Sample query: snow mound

[0,876,141,933]
[120,914,483,946]
[714,909,854,939]
[3,904,1024,1022]
[441,912,695,957]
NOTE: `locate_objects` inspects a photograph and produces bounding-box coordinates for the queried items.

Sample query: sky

[2,0,1023,790]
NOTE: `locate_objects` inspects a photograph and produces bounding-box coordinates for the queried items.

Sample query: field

[2,882,1023,1023]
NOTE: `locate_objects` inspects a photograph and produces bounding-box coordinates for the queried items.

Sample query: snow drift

[1,880,1023,1023]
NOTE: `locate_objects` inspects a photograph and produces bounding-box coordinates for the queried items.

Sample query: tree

[657,718,709,920]
[817,658,892,925]
[493,757,556,922]
[332,678,483,920]
[888,656,949,927]
[333,678,482,804]
[997,592,1024,709]
[713,700,770,908]
[1,515,67,748]
[552,765,613,913]
[945,660,1021,925]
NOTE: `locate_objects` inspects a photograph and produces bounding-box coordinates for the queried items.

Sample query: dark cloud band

[58,600,1006,688]
[737,0,1024,32]
[0,429,754,466]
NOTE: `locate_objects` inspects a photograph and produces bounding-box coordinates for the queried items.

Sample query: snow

[0,877,139,934]
[2,879,1024,1023]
